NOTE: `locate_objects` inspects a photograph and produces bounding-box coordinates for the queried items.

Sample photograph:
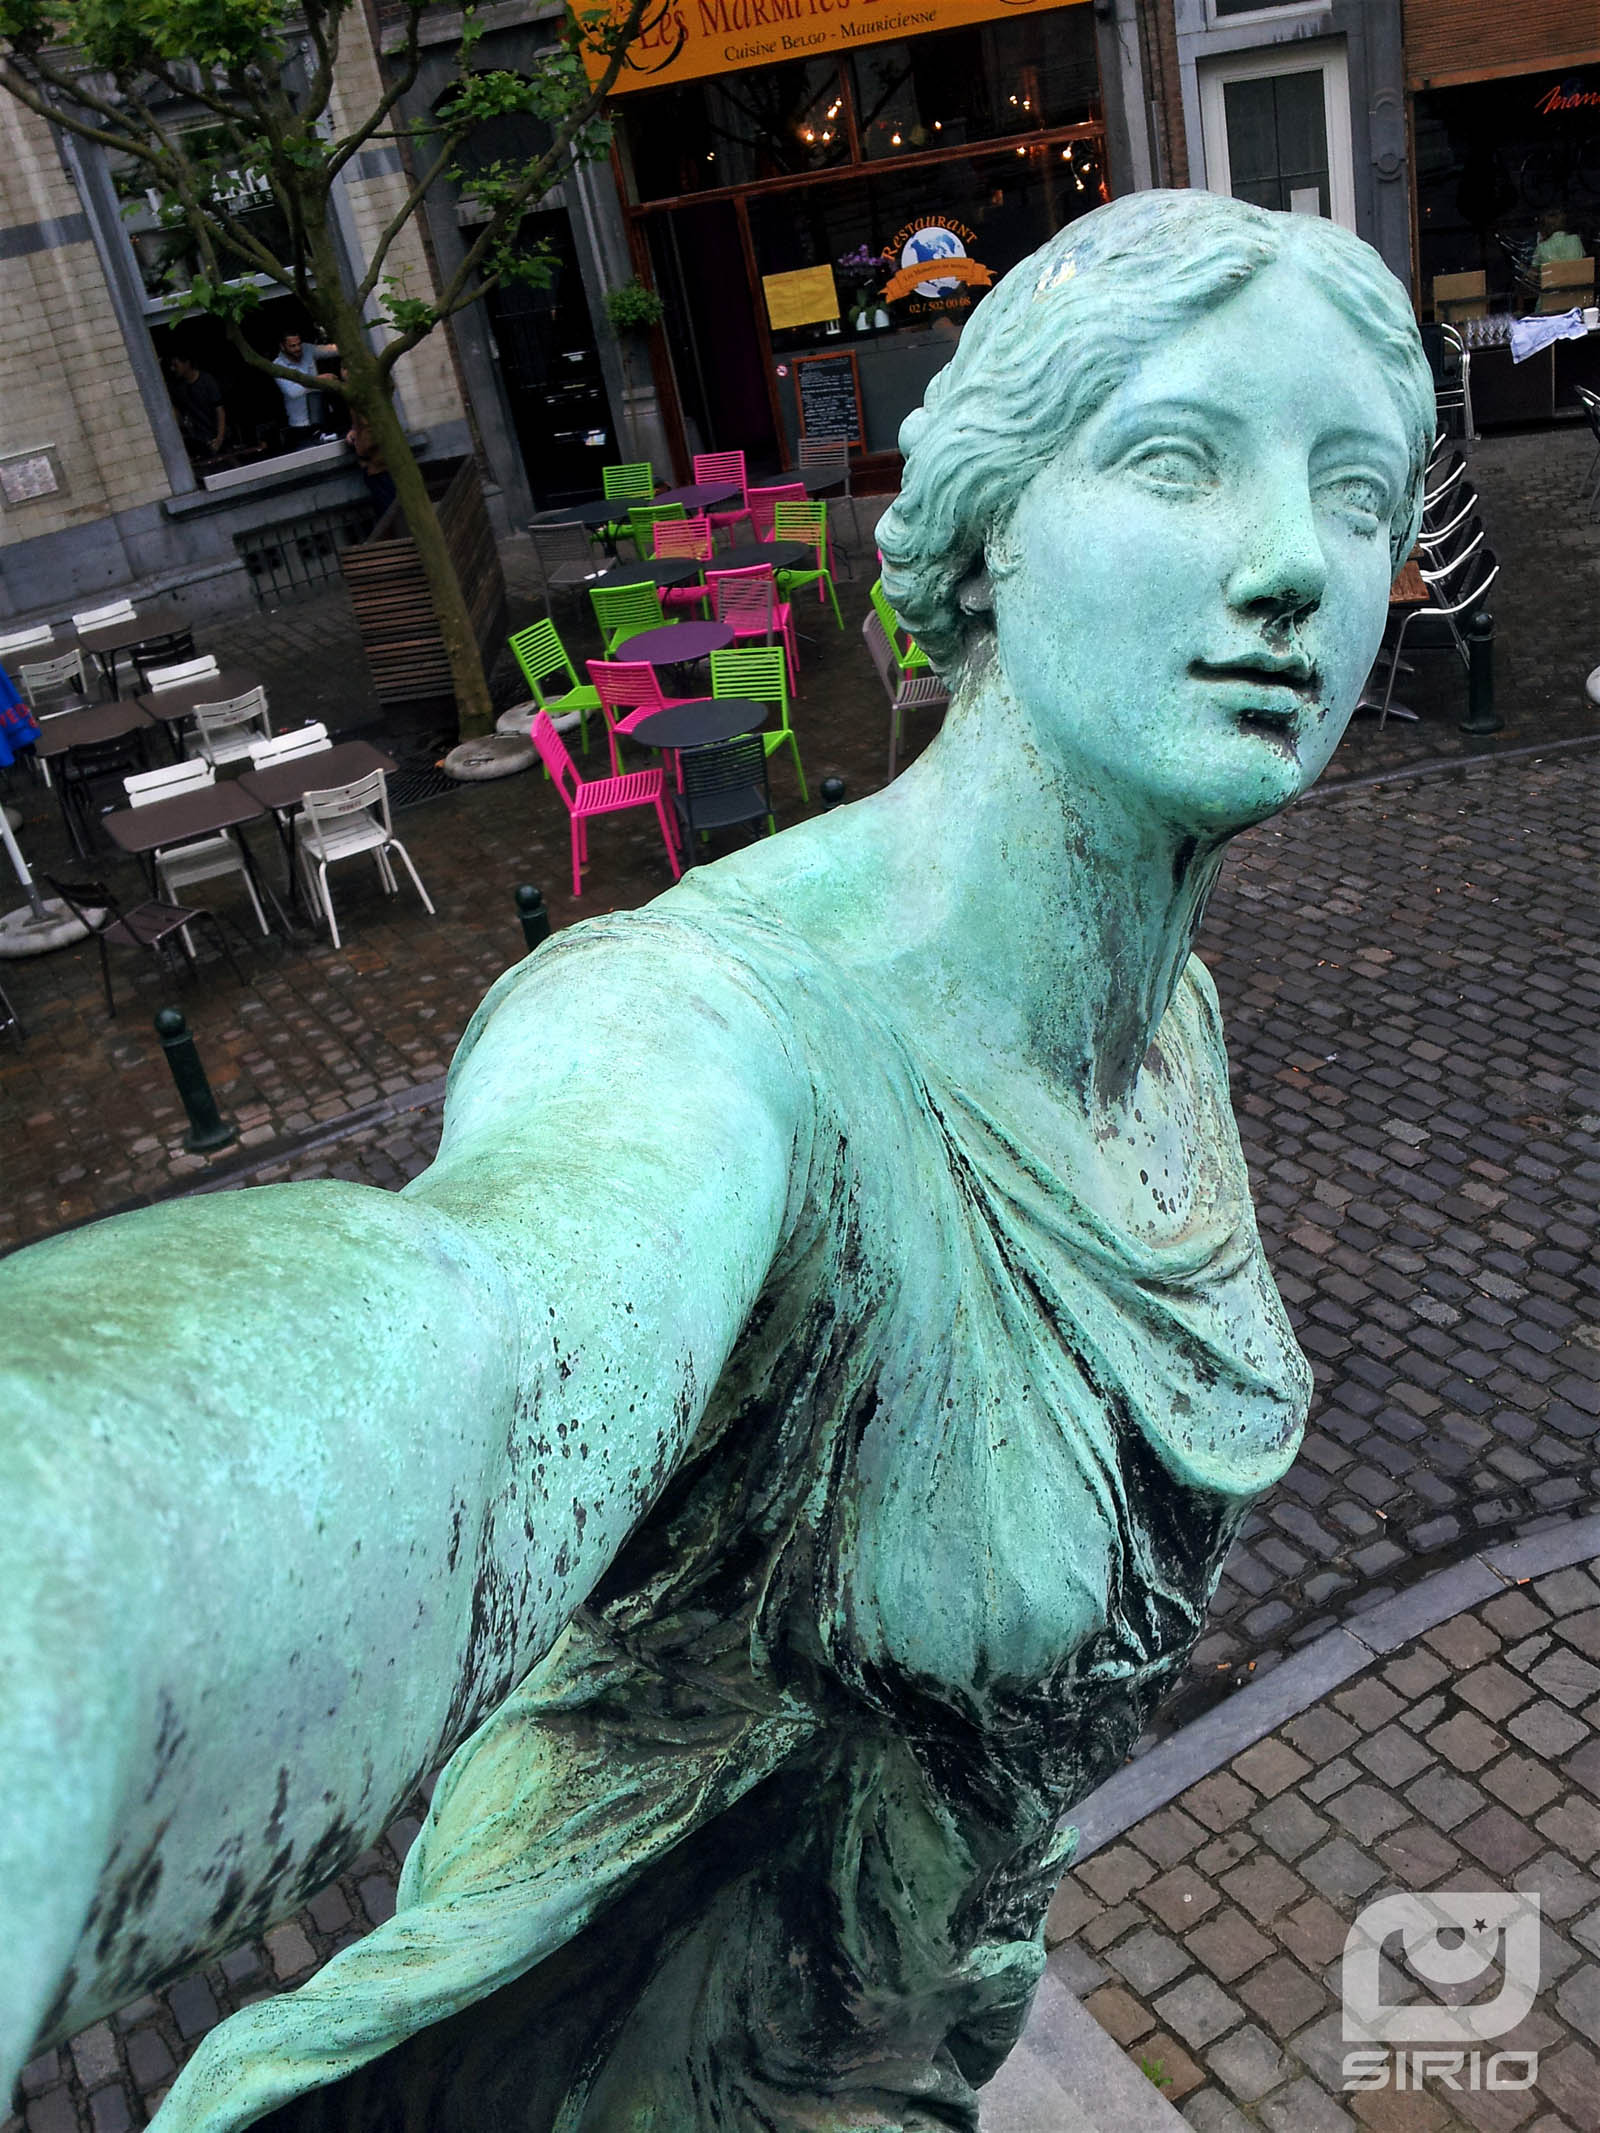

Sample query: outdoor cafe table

[620,620,734,689]
[102,779,282,928]
[711,541,808,575]
[532,498,632,559]
[590,557,701,592]
[74,601,192,690]
[626,698,765,754]
[137,665,261,725]
[30,697,155,760]
[654,481,740,511]
[239,739,396,907]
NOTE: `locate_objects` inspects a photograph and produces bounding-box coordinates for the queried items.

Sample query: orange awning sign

[573,0,1090,93]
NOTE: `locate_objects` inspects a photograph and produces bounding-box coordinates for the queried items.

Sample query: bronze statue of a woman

[0,190,1434,2132]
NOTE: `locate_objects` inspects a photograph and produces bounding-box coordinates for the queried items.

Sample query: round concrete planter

[442,732,537,782]
[0,898,95,957]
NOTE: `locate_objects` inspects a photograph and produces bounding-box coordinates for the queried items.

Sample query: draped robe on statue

[155,874,1310,2133]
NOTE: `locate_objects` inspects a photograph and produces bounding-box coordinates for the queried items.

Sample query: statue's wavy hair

[876,190,1436,674]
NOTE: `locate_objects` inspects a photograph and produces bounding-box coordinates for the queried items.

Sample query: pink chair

[653,515,713,614]
[692,450,754,543]
[586,659,694,775]
[707,566,799,693]
[531,711,680,898]
[748,481,806,543]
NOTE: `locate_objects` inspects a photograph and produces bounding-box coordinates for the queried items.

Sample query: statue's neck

[867,667,1227,1117]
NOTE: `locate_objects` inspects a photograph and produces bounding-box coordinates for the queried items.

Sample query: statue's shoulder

[446,880,832,1111]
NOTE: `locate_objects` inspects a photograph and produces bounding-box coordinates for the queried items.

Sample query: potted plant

[605,279,667,335]
[835,245,895,332]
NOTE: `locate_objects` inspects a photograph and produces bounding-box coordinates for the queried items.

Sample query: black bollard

[154,1008,237,1153]
[819,777,847,810]
[515,883,551,952]
[1460,608,1503,736]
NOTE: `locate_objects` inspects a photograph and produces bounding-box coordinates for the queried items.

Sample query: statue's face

[991,262,1413,833]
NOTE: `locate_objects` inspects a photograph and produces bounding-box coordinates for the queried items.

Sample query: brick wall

[0,101,169,546]
[328,26,466,435]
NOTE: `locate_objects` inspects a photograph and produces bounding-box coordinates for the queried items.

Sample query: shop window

[620,14,1099,199]
[623,59,850,199]
[1413,67,1600,315]
[851,16,1099,159]
[747,142,1100,349]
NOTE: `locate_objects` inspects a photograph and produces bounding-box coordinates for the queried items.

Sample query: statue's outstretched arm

[0,939,801,2080]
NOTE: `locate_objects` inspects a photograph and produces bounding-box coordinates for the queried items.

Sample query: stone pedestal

[980,1968,1188,2133]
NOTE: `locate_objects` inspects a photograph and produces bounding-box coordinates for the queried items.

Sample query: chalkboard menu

[794,352,863,447]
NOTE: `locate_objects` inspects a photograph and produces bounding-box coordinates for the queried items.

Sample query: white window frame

[1197,37,1356,232]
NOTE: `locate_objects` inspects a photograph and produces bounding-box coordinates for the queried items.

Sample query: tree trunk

[314,265,496,739]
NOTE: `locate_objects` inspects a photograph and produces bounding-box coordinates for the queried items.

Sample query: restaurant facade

[588,0,1134,481]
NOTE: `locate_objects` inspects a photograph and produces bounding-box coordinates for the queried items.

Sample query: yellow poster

[762,265,841,330]
[574,0,1089,95]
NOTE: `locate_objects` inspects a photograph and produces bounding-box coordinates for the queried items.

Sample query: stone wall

[0,101,169,550]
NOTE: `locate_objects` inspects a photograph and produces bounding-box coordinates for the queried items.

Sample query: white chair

[145,655,220,692]
[72,600,137,630]
[187,688,272,767]
[18,647,89,708]
[124,759,269,938]
[18,649,90,786]
[248,723,330,771]
[0,625,54,657]
[295,769,434,949]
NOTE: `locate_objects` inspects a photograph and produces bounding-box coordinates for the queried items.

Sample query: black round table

[626,698,764,752]
[533,498,631,557]
[712,541,808,575]
[655,481,740,510]
[592,557,701,591]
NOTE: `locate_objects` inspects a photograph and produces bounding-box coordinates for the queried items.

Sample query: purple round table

[654,481,740,510]
[621,622,734,683]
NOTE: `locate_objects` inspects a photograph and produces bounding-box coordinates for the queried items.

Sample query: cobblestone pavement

[3,430,1600,2130]
[1048,1566,1600,2131]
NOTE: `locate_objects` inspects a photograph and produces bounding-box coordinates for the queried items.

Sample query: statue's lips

[1188,660,1318,719]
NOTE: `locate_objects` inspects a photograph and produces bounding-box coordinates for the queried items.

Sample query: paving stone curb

[1071,1512,1600,1863]
[1305,727,1600,801]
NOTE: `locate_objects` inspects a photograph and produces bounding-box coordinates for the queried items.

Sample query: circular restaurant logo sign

[884,217,992,311]
[899,221,969,297]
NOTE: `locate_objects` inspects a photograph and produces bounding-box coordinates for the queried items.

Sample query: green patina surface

[0,193,1436,2131]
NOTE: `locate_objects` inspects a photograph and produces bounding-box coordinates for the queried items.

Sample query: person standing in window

[167,354,228,462]
[275,329,339,446]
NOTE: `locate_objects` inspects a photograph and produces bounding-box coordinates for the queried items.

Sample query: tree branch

[323,0,425,180]
[355,121,469,305]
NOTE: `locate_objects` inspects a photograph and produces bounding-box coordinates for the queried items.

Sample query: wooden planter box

[339,456,506,707]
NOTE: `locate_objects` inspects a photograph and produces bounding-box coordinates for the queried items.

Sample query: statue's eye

[1126,440,1215,490]
[1319,473,1389,528]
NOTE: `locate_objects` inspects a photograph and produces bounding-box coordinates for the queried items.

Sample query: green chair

[602,461,656,504]
[773,499,843,629]
[591,580,664,655]
[509,618,599,758]
[870,579,932,674]
[709,644,806,803]
[627,500,686,557]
